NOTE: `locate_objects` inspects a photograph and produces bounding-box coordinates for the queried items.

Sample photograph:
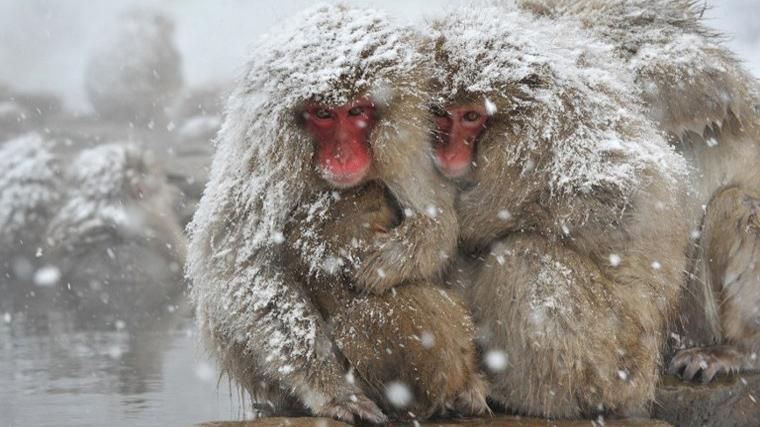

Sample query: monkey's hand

[668,345,743,383]
[452,375,491,417]
[315,388,388,424]
[353,209,458,294]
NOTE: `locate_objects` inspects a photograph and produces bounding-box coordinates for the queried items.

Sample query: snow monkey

[517,0,760,384]
[187,5,462,423]
[427,7,690,418]
[45,143,187,323]
[0,134,62,288]
[283,181,488,421]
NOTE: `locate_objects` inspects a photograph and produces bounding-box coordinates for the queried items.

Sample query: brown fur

[285,182,488,421]
[522,0,760,383]
[187,7,463,423]
[431,8,690,418]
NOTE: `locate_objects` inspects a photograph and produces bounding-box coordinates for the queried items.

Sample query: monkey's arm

[194,262,386,424]
[669,186,760,382]
[352,178,460,294]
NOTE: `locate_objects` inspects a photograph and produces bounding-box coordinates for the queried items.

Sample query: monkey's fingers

[370,222,389,234]
[452,376,492,416]
[669,346,743,383]
[317,393,388,425]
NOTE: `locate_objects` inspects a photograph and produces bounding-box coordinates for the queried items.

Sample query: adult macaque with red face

[303,97,377,188]
[188,5,464,424]
[431,102,489,179]
[428,7,691,419]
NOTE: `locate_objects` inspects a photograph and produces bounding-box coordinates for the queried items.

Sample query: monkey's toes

[317,393,388,425]
[452,376,492,416]
[669,345,743,383]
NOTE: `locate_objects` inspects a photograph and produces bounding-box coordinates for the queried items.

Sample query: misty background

[2,0,758,113]
[1,1,759,426]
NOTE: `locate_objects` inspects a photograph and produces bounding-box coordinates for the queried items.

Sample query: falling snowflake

[609,254,622,267]
[485,350,509,372]
[385,381,413,409]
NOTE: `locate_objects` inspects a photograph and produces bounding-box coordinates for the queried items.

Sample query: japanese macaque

[45,143,187,324]
[428,7,690,418]
[283,182,488,421]
[517,0,760,383]
[187,5,460,424]
[85,7,183,125]
[0,134,62,285]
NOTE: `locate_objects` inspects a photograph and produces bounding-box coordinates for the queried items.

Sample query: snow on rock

[85,7,183,124]
[429,6,687,200]
[186,3,422,408]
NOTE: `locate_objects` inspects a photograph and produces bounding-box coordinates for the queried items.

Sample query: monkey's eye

[463,111,482,122]
[315,109,333,119]
[431,105,448,118]
[348,106,364,116]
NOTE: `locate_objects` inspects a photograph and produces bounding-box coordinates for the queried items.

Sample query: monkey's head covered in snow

[0,134,62,279]
[427,6,688,249]
[187,4,443,417]
[515,0,760,139]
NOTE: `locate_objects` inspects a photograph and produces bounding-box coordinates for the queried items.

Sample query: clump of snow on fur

[186,3,421,396]
[430,6,687,196]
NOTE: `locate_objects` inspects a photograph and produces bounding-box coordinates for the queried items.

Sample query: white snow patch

[385,381,413,409]
[33,265,61,288]
[484,350,509,372]
[195,361,216,383]
[609,254,622,267]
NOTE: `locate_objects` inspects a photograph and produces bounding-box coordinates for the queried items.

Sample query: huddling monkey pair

[187,1,760,424]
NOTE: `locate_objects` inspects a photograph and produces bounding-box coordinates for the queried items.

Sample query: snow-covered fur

[520,0,760,383]
[0,134,62,281]
[85,7,183,125]
[45,143,186,319]
[431,7,691,417]
[186,4,455,420]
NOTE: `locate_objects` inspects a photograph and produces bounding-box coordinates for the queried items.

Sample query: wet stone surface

[202,374,760,427]
[654,373,760,427]
[201,416,671,427]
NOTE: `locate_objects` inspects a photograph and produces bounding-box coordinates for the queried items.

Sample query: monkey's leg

[468,233,659,418]
[670,186,760,383]
[312,281,489,420]
[198,270,387,425]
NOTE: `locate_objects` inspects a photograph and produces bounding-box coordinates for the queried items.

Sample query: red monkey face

[304,97,377,188]
[431,102,489,179]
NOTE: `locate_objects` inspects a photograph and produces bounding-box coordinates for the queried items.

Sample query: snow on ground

[0,0,757,112]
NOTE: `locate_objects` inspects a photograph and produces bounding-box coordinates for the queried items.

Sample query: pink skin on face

[304,97,377,188]
[432,103,489,179]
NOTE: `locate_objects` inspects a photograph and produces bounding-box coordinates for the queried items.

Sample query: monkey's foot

[669,345,743,383]
[451,376,491,416]
[315,392,388,425]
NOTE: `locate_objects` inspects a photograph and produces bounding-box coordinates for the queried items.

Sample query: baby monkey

[284,181,489,421]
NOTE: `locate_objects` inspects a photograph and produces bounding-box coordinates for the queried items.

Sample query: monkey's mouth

[319,162,371,188]
[433,141,475,179]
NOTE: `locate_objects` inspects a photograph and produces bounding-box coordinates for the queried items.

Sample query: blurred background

[0,1,758,426]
